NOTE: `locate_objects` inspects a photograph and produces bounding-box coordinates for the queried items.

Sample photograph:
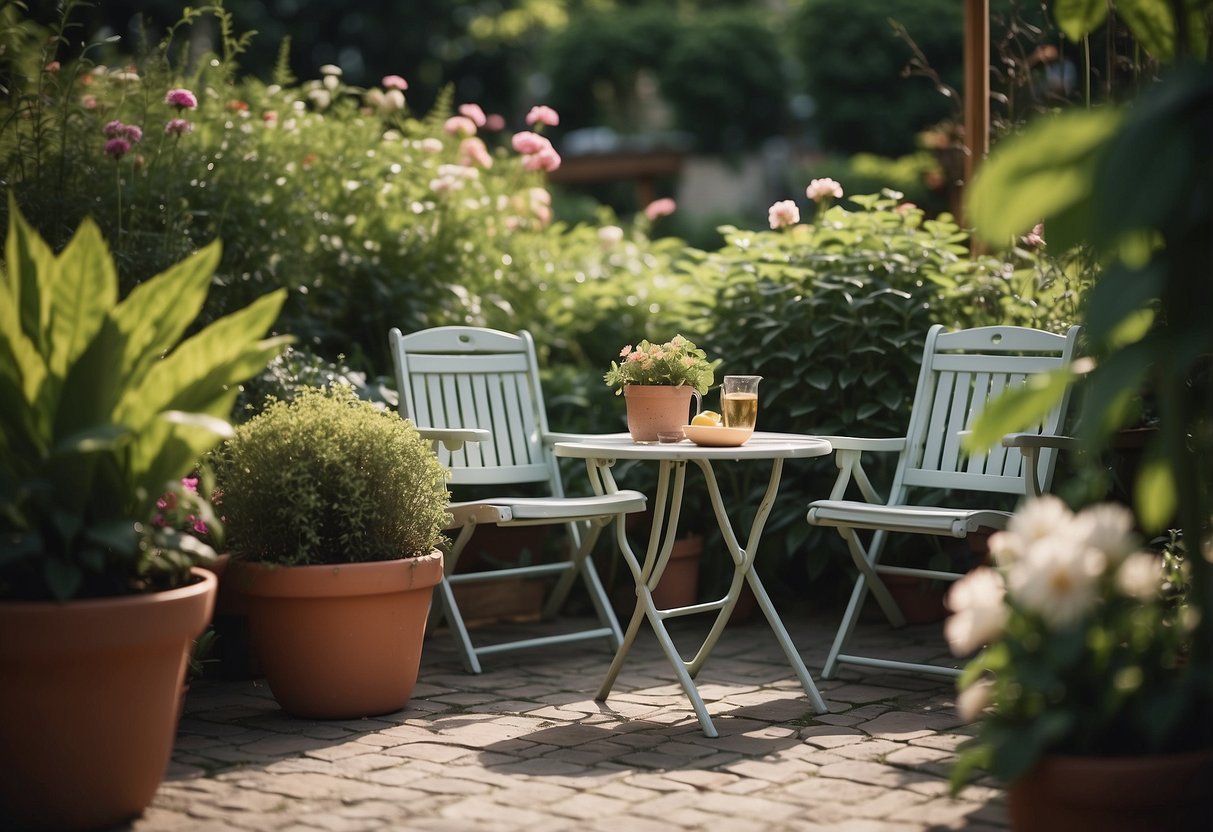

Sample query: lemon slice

[691,411,721,427]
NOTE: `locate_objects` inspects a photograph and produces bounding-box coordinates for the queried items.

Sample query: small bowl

[682,424,754,447]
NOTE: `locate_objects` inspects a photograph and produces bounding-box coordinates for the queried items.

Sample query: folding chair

[807,324,1081,678]
[388,325,646,673]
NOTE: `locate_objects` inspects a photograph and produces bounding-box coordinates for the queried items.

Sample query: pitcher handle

[690,390,702,422]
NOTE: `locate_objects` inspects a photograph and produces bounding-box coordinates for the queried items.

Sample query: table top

[553,432,833,461]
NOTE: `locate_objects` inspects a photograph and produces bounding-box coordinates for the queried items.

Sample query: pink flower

[767,199,800,230]
[644,198,677,221]
[164,118,192,136]
[485,113,506,131]
[104,137,131,159]
[165,88,198,110]
[511,131,551,155]
[526,105,560,128]
[181,477,199,493]
[522,146,561,172]
[459,137,493,169]
[122,124,143,143]
[81,95,97,110]
[382,74,408,91]
[806,178,843,203]
[103,120,126,138]
[620,345,633,358]
[458,103,487,127]
[44,61,60,74]
[443,115,477,137]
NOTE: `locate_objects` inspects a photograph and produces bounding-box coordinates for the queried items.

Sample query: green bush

[215,385,449,566]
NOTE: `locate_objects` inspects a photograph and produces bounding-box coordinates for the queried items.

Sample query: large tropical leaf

[48,218,116,380]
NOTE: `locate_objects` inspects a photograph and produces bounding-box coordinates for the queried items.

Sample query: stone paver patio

[125,607,1007,831]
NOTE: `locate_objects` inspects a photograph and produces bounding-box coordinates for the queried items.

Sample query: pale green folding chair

[807,324,1081,678]
[389,325,645,673]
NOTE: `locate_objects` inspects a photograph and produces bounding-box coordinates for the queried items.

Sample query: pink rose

[511,131,551,155]
[644,198,677,221]
[459,137,493,169]
[522,146,561,172]
[382,74,408,91]
[443,115,477,137]
[485,113,506,131]
[767,199,800,230]
[525,105,559,128]
[806,177,843,203]
[458,103,487,127]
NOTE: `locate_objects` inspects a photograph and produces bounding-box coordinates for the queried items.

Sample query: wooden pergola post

[962,0,990,222]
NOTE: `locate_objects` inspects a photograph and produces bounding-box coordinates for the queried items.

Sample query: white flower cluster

[945,495,1162,656]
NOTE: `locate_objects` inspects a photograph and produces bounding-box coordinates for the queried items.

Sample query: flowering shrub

[604,336,717,396]
[946,496,1201,789]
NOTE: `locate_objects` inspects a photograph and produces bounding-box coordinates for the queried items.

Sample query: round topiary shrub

[216,385,450,565]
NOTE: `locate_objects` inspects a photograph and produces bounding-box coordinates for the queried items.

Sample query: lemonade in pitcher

[720,376,761,429]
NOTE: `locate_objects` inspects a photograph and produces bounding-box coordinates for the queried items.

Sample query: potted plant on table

[604,334,717,442]
[214,384,451,719]
[0,206,287,831]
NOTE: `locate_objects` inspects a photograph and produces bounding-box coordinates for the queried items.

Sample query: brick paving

[124,609,1007,831]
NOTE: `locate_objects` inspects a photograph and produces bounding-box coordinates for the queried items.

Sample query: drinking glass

[721,375,761,429]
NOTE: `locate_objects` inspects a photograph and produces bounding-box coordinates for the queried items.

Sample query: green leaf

[964,368,1076,452]
[1082,263,1161,347]
[4,194,55,358]
[1115,0,1176,61]
[48,218,116,380]
[1135,456,1177,533]
[1053,0,1110,41]
[43,556,83,601]
[967,109,1123,245]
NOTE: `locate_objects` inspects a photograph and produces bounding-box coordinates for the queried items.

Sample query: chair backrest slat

[889,324,1080,505]
[389,326,555,488]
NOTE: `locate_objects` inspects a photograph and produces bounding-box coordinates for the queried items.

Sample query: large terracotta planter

[0,569,218,831]
[232,550,443,719]
[1007,748,1213,832]
[624,384,696,442]
[650,533,703,610]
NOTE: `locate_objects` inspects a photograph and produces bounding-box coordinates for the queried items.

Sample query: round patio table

[554,432,833,737]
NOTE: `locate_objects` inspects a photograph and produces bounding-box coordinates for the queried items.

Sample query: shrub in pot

[0,205,287,830]
[215,384,450,719]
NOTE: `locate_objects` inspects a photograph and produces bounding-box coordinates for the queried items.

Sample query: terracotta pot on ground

[232,550,443,719]
[883,574,948,625]
[0,569,218,831]
[650,533,703,610]
[1007,748,1213,832]
[623,384,696,442]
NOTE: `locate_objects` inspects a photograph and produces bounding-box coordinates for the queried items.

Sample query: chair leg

[823,573,868,679]
[437,578,482,674]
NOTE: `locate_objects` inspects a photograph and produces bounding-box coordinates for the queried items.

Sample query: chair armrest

[415,427,491,452]
[1001,432,1076,451]
[819,437,906,503]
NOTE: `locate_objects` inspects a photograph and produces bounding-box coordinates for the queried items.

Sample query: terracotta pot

[0,569,218,831]
[650,534,703,610]
[1008,748,1213,832]
[883,574,948,625]
[623,384,696,442]
[232,551,443,719]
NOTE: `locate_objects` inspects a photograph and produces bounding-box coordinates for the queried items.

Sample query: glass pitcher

[720,375,761,429]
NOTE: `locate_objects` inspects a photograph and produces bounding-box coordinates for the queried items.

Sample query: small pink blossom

[485,113,506,131]
[121,124,143,143]
[458,103,487,127]
[644,198,677,221]
[806,177,843,203]
[767,199,800,230]
[104,137,131,159]
[165,118,192,136]
[103,120,125,138]
[44,61,60,74]
[522,146,561,172]
[511,131,551,155]
[382,74,408,91]
[459,136,493,169]
[443,115,477,137]
[81,95,98,110]
[620,345,633,358]
[263,111,278,123]
[526,105,560,128]
[165,88,198,110]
